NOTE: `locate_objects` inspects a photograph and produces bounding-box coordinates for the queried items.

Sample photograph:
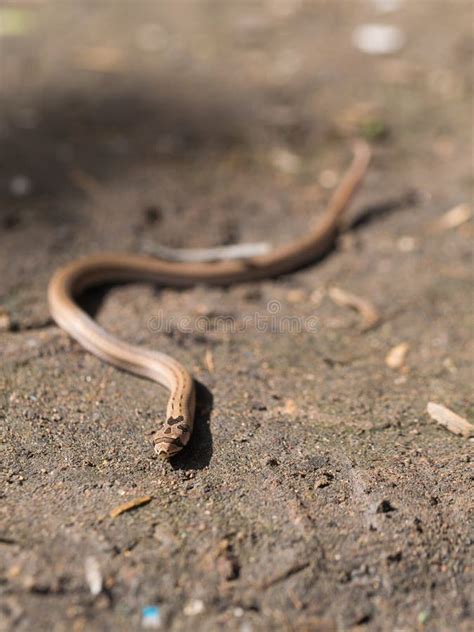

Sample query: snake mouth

[154,436,185,459]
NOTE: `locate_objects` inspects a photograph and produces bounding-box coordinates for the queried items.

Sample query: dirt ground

[0,2,473,631]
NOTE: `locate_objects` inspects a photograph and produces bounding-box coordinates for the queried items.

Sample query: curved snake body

[48,142,370,458]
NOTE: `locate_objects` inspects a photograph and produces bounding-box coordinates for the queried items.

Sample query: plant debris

[328,286,380,330]
[431,203,471,232]
[426,403,474,438]
[258,561,310,590]
[109,495,153,518]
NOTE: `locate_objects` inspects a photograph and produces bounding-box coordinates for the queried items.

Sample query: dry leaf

[385,342,409,369]
[109,495,153,518]
[426,402,473,438]
[328,286,380,330]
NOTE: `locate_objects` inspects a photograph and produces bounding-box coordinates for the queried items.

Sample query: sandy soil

[0,2,473,631]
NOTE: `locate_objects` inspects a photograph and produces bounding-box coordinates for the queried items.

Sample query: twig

[109,495,153,518]
[426,402,473,438]
[328,286,380,330]
[258,561,310,590]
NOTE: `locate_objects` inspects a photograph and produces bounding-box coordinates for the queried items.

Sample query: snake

[48,141,371,458]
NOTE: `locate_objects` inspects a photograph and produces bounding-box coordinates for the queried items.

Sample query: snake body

[48,142,370,458]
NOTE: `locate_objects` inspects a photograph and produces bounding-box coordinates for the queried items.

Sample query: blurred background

[1,0,471,316]
[1,2,472,631]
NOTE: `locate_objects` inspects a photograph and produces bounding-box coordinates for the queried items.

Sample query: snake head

[153,416,191,459]
[154,436,185,459]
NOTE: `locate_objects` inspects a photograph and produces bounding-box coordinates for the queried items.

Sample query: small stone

[84,556,102,596]
[353,24,406,56]
[10,175,32,197]
[184,599,205,616]
[397,236,416,252]
[286,288,306,303]
[318,169,338,189]
[371,0,401,12]
[385,342,410,369]
[310,288,325,305]
[271,147,301,174]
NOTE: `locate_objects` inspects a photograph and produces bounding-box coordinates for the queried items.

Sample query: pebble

[397,236,416,252]
[385,342,410,369]
[352,23,405,55]
[371,0,402,13]
[318,169,338,189]
[271,147,301,174]
[10,175,32,197]
[84,556,102,596]
[184,599,205,616]
[286,288,306,303]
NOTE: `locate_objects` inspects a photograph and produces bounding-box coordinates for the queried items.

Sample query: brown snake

[48,141,371,458]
